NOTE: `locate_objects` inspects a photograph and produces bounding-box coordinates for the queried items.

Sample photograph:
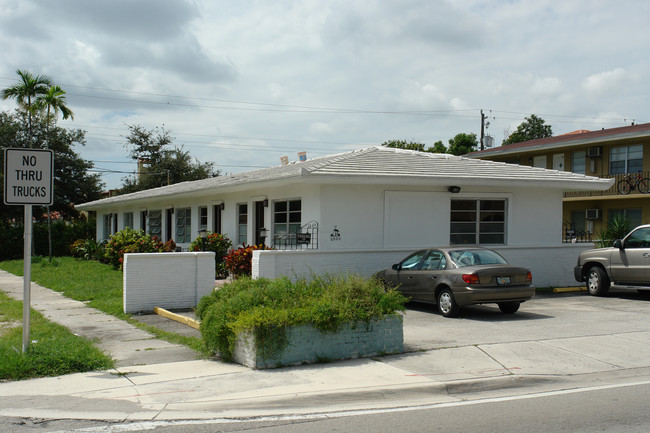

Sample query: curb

[153,307,201,330]
[552,286,586,293]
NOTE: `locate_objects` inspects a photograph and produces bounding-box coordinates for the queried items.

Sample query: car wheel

[437,288,459,318]
[587,266,610,296]
[498,302,520,314]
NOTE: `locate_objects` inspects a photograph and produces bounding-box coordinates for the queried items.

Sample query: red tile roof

[470,122,650,157]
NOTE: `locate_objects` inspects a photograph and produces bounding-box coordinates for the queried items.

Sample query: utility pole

[480,110,486,151]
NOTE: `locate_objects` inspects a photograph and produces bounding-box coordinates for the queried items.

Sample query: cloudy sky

[1,0,648,189]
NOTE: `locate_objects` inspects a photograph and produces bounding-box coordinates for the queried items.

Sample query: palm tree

[35,85,74,262]
[2,69,53,145]
[36,85,74,126]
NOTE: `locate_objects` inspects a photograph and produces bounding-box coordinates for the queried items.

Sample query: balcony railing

[562,221,592,243]
[272,220,319,250]
[564,171,650,198]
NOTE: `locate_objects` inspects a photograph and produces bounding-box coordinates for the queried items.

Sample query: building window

[175,207,191,243]
[237,203,248,245]
[572,150,586,175]
[102,214,113,240]
[123,212,134,229]
[608,208,642,228]
[450,199,506,245]
[273,199,301,246]
[148,210,161,237]
[610,144,643,175]
[199,206,208,231]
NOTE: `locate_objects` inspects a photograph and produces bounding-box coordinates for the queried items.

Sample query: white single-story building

[76,146,613,287]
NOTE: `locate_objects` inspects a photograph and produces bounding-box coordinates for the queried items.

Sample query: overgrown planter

[232,314,404,369]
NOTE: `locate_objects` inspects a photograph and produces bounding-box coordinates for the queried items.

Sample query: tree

[2,69,52,144]
[430,140,447,154]
[35,85,75,260]
[381,139,427,152]
[35,85,74,127]
[381,139,448,153]
[119,125,219,194]
[447,133,478,156]
[0,110,104,222]
[503,114,553,145]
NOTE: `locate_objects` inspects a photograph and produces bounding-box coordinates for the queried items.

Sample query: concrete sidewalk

[0,270,199,367]
[1,269,650,422]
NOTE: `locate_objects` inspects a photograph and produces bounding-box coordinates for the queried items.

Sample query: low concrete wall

[233,315,404,369]
[253,244,594,288]
[123,252,215,313]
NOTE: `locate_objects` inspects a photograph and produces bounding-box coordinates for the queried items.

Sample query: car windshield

[449,249,508,267]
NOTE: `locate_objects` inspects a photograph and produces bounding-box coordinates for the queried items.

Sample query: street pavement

[1,269,650,422]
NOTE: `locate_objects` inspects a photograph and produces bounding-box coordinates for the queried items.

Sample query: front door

[553,153,565,171]
[254,200,266,245]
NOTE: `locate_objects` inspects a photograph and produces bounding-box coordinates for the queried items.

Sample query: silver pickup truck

[574,224,650,296]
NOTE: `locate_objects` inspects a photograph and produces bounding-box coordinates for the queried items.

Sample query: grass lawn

[0,291,114,381]
[0,257,206,375]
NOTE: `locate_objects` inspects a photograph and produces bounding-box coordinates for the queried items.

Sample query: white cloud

[582,68,629,97]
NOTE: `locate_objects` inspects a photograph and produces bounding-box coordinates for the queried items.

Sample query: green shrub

[223,244,273,278]
[103,227,164,269]
[70,238,106,261]
[595,215,632,248]
[189,232,232,277]
[197,275,407,361]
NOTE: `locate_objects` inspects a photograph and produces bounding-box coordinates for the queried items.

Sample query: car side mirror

[392,264,401,271]
[614,239,623,249]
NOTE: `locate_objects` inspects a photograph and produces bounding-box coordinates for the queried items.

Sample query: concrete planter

[232,314,404,369]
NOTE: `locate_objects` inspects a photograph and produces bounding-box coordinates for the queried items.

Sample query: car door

[610,226,650,285]
[384,250,428,298]
[411,250,447,302]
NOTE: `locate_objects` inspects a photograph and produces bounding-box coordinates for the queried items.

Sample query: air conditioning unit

[585,209,601,220]
[587,146,602,158]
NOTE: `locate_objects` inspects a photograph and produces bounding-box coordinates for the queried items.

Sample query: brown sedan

[374,247,535,317]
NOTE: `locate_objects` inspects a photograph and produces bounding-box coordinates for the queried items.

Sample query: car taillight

[462,274,480,284]
[526,271,532,283]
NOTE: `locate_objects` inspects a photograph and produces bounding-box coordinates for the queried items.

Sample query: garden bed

[233,315,403,369]
[196,275,407,368]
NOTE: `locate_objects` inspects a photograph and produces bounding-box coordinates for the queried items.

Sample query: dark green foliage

[224,244,273,278]
[196,275,407,361]
[595,215,632,248]
[189,232,232,277]
[447,132,478,156]
[103,227,167,269]
[0,219,94,261]
[503,114,553,145]
[0,110,104,222]
[118,125,219,194]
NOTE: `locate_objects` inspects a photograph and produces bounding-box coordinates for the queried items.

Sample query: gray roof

[76,146,613,210]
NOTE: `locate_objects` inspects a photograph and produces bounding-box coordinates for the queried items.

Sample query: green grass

[0,257,206,357]
[0,291,114,380]
[0,257,125,317]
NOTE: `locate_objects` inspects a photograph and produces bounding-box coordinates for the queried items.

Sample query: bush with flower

[103,227,166,269]
[224,244,274,278]
[189,232,232,277]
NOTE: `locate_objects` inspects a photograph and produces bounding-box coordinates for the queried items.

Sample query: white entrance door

[553,153,565,171]
[533,155,547,168]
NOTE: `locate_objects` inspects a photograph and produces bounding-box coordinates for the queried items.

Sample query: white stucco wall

[252,243,592,288]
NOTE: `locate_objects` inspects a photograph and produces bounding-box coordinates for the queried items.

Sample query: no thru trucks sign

[3,148,54,205]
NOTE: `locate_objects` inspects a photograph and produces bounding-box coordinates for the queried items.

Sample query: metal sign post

[3,148,54,353]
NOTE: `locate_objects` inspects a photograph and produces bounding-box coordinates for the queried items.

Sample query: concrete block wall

[233,315,404,369]
[253,244,593,288]
[123,252,215,313]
